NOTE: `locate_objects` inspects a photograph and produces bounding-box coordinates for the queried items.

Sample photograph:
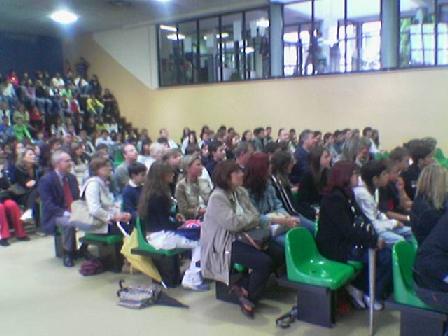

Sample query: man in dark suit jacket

[290,130,317,185]
[39,150,80,267]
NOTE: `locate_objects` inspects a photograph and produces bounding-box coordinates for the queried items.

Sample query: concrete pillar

[381,0,399,69]
[270,3,284,77]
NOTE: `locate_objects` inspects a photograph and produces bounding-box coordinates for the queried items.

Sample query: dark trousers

[416,285,448,313]
[348,248,392,301]
[231,240,274,302]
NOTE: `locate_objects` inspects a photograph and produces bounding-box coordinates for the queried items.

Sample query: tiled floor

[1,235,400,336]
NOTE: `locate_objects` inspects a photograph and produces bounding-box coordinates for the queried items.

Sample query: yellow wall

[65,34,448,151]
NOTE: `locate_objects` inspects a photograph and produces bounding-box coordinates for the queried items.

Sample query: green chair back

[134,217,183,256]
[113,150,124,167]
[434,148,446,163]
[392,241,430,309]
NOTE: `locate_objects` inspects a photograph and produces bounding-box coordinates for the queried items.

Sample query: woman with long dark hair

[201,160,274,318]
[245,152,303,246]
[138,161,208,291]
[70,142,89,186]
[296,146,331,220]
[317,161,392,311]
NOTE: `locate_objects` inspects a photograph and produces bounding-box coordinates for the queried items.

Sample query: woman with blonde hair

[410,163,448,245]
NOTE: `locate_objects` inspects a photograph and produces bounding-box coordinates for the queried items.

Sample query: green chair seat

[81,233,123,245]
[233,263,247,273]
[285,228,355,290]
[134,217,185,256]
[392,241,431,310]
[347,260,363,273]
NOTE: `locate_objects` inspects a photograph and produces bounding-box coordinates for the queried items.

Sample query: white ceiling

[0,0,268,37]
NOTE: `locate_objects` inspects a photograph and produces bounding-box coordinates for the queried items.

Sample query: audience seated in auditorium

[85,157,131,234]
[317,161,392,311]
[12,146,39,220]
[205,140,226,177]
[201,161,275,318]
[296,145,331,221]
[290,129,317,184]
[252,127,265,152]
[138,142,164,171]
[122,162,147,233]
[410,164,448,245]
[175,154,212,220]
[0,165,29,246]
[413,212,448,313]
[233,141,254,171]
[402,138,435,200]
[159,128,178,149]
[70,142,89,186]
[354,160,413,247]
[138,161,208,291]
[244,152,304,247]
[379,147,412,221]
[38,151,81,267]
[113,143,138,194]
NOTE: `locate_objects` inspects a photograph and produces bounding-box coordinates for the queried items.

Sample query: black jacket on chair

[414,213,448,292]
[316,187,377,263]
[410,194,445,246]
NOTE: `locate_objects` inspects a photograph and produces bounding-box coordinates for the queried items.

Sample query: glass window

[283,1,312,76]
[158,23,180,86]
[400,0,435,67]
[220,13,244,81]
[198,17,220,83]
[313,0,345,74]
[245,9,270,79]
[178,21,198,84]
[437,1,448,64]
[347,0,381,71]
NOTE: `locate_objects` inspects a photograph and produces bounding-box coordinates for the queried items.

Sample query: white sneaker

[21,209,33,221]
[181,270,209,291]
[346,285,366,310]
[363,295,384,311]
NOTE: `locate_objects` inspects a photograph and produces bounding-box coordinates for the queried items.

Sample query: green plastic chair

[134,217,184,256]
[285,228,355,290]
[392,241,430,309]
[81,233,123,245]
[374,151,390,161]
[434,148,446,163]
[113,150,124,167]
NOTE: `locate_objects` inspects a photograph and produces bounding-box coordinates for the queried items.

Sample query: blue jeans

[273,214,316,246]
[348,247,392,301]
[379,226,414,248]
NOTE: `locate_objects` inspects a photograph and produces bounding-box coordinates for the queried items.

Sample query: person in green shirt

[13,116,32,142]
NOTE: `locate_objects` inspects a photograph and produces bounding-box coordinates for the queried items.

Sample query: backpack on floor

[79,259,105,276]
[116,280,161,309]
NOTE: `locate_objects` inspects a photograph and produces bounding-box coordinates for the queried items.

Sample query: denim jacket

[249,181,288,227]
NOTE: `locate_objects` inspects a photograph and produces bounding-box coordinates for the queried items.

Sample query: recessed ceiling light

[50,9,78,25]
[256,18,269,28]
[167,33,185,40]
[160,25,177,32]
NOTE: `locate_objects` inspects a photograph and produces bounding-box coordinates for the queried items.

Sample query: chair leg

[111,243,124,273]
[400,310,447,336]
[296,285,334,328]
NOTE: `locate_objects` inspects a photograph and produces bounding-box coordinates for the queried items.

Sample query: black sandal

[275,305,297,329]
[238,295,255,319]
[230,285,255,318]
